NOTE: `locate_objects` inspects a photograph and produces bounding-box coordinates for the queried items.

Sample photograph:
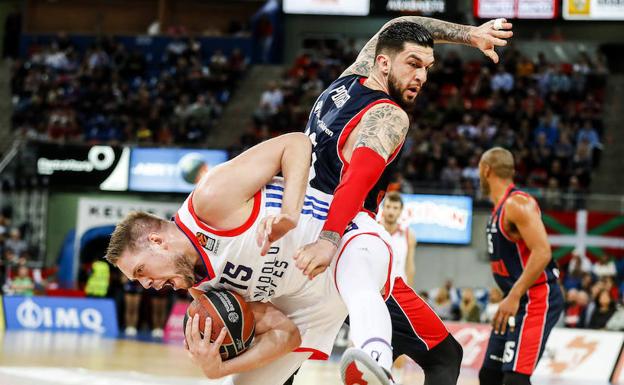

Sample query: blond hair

[481,147,515,179]
[105,211,166,265]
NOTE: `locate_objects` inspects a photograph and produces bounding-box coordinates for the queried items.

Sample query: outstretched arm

[341,17,513,78]
[194,133,311,228]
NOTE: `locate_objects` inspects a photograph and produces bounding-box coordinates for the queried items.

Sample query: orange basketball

[184,288,255,360]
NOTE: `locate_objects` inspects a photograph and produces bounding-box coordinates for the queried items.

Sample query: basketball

[184,288,255,360]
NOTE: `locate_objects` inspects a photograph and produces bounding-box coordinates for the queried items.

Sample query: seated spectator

[440,157,462,190]
[490,65,514,92]
[589,289,616,329]
[481,286,503,324]
[9,265,34,296]
[459,287,481,323]
[5,228,27,258]
[432,287,454,321]
[593,255,617,279]
[564,288,588,328]
[607,293,624,331]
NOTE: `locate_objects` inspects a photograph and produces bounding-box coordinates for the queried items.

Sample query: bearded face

[387,70,419,112]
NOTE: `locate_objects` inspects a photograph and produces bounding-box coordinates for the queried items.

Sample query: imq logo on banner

[3,296,119,337]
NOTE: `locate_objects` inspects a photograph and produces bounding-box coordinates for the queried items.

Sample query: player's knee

[502,372,531,385]
[478,367,504,385]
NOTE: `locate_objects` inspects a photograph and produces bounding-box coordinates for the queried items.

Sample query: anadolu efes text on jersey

[305,74,405,214]
[174,177,333,303]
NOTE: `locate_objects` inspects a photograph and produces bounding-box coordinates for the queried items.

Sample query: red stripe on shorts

[514,283,549,374]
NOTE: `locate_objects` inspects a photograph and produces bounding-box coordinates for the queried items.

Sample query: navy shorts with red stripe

[482,281,563,375]
[387,277,449,359]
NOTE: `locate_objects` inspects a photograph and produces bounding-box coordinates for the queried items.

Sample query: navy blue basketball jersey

[486,184,559,294]
[304,74,404,214]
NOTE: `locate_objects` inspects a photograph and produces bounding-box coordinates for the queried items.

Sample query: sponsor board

[164,301,190,344]
[129,148,228,193]
[534,328,624,382]
[564,0,624,19]
[446,322,492,369]
[379,194,473,244]
[283,0,370,15]
[34,142,129,191]
[447,322,624,382]
[3,296,118,337]
[474,0,558,18]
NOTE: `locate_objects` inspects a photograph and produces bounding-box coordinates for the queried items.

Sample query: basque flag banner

[543,210,624,262]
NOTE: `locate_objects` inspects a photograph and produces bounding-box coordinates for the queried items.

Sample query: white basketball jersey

[174,177,394,356]
[175,177,331,302]
[388,226,409,281]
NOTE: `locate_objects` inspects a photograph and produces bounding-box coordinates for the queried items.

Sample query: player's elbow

[285,322,302,352]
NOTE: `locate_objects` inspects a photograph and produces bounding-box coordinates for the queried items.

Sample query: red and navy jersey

[486,184,559,295]
[304,74,404,214]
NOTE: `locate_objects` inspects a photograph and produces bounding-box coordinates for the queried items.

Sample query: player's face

[387,43,434,112]
[117,246,195,291]
[479,161,491,196]
[382,200,403,225]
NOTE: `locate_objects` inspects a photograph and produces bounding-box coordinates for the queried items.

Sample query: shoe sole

[340,348,391,385]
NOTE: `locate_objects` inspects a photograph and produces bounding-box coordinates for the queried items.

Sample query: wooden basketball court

[5,330,601,385]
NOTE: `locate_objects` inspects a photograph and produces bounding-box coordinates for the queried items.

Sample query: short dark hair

[384,191,404,208]
[375,22,434,58]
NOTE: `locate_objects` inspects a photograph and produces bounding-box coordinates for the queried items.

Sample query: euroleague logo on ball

[228,312,240,323]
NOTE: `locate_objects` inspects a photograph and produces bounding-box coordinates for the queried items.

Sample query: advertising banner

[283,0,370,15]
[474,0,558,19]
[34,142,129,191]
[564,0,624,19]
[370,0,445,14]
[379,194,473,244]
[543,210,624,262]
[129,148,228,193]
[447,322,624,383]
[446,322,492,369]
[3,296,119,337]
[73,198,181,282]
[534,328,624,383]
[164,300,190,344]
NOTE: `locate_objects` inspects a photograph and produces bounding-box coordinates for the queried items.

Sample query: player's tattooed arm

[341,17,512,77]
[319,230,341,247]
[353,103,410,161]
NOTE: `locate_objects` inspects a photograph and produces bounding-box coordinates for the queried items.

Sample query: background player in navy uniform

[478,147,564,385]
[289,14,513,385]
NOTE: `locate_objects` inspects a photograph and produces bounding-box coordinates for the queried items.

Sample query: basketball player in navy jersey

[478,147,563,385]
[289,16,513,385]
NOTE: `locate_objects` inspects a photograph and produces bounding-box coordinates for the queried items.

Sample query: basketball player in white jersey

[105,133,395,385]
[380,192,416,287]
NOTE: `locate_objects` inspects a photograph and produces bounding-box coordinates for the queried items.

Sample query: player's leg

[224,352,311,385]
[386,277,462,385]
[335,234,394,382]
[478,331,506,385]
[502,282,564,383]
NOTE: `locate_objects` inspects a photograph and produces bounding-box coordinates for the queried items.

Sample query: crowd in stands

[426,249,624,332]
[11,35,248,144]
[0,206,38,295]
[240,42,608,208]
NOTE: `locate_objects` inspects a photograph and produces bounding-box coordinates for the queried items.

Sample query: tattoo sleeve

[341,16,473,78]
[319,230,341,247]
[353,104,409,161]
